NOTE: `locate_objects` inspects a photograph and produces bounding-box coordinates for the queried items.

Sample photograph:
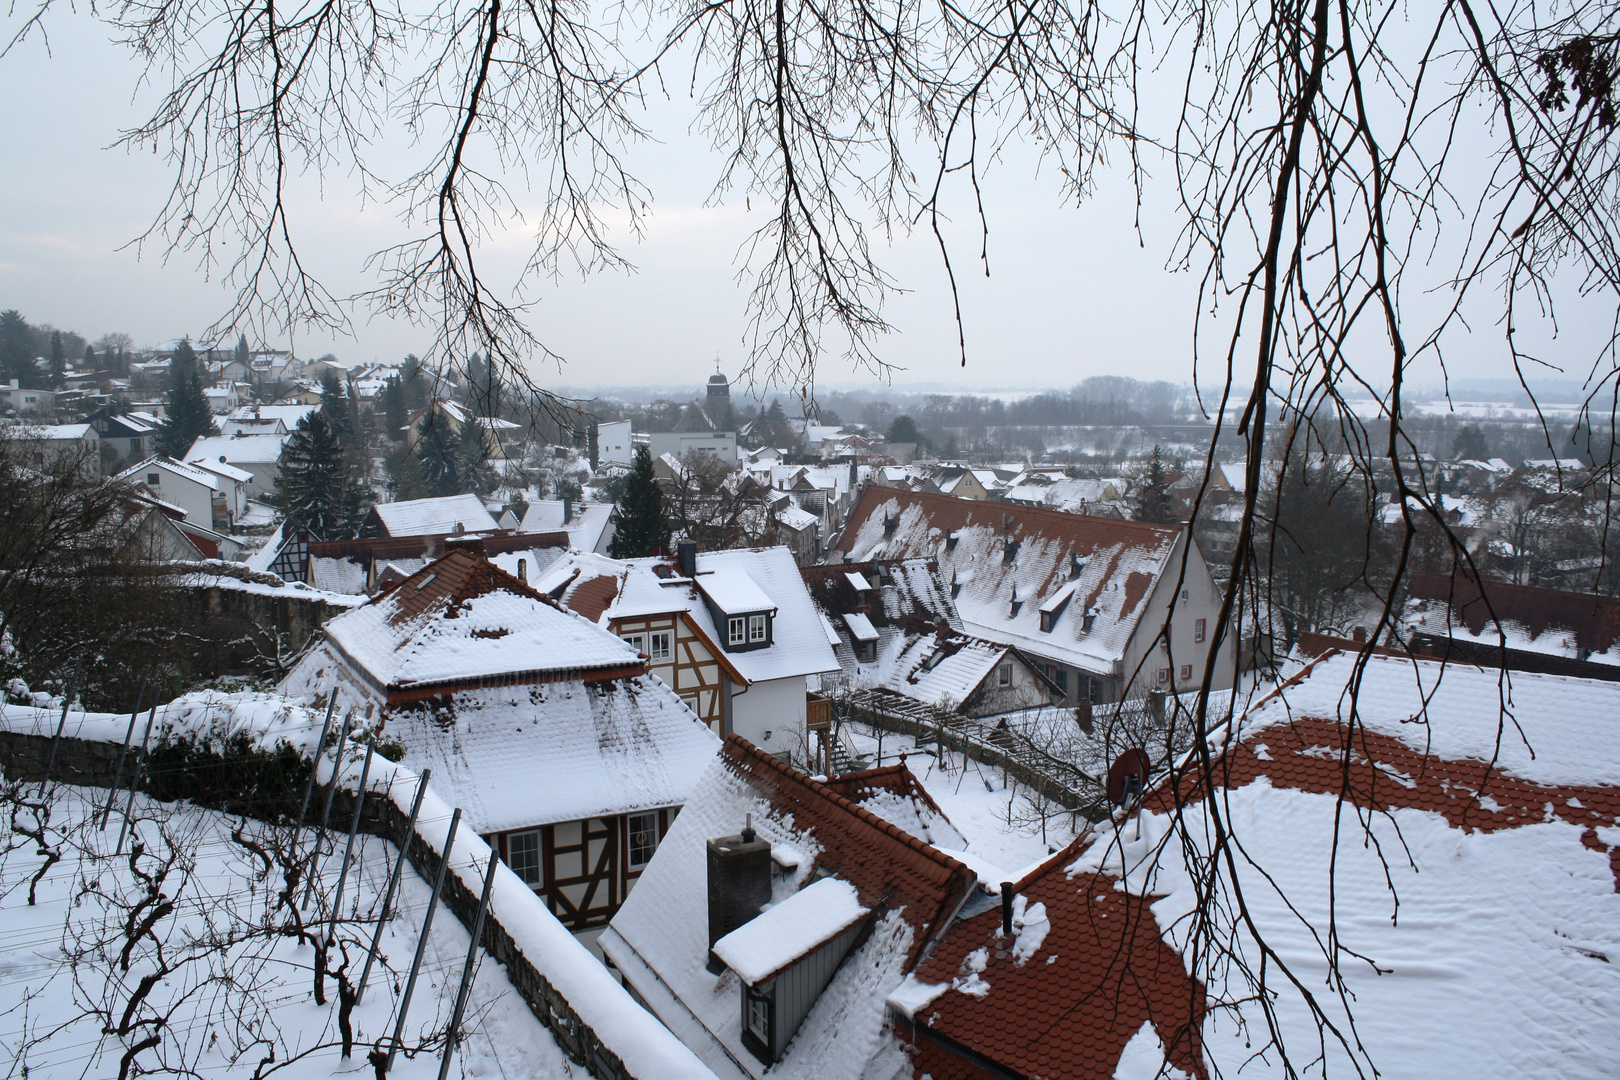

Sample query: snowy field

[0,783,580,1080]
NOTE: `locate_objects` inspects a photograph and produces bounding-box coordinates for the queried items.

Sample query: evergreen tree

[1452,424,1489,462]
[346,379,366,445]
[83,344,97,369]
[588,421,600,470]
[170,339,198,384]
[609,446,671,558]
[764,399,788,426]
[234,334,250,371]
[400,354,428,411]
[382,376,407,440]
[1130,445,1183,525]
[155,370,220,457]
[320,372,353,443]
[415,409,461,497]
[0,310,31,386]
[457,420,498,496]
[272,410,372,539]
[47,332,65,388]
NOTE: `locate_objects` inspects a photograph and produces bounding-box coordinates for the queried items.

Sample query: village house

[279,539,719,930]
[0,378,57,416]
[114,456,245,531]
[184,432,288,501]
[833,487,1237,703]
[891,647,1620,1078]
[535,543,840,767]
[519,498,617,554]
[225,402,320,433]
[600,736,982,1079]
[365,491,501,538]
[85,405,157,464]
[802,559,1063,720]
[404,398,523,456]
[3,421,101,475]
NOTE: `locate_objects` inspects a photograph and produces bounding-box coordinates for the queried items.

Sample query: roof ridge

[848,485,1182,541]
[720,736,971,878]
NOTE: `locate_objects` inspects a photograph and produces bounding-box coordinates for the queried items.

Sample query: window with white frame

[1194,618,1206,643]
[506,830,543,889]
[627,811,661,870]
[621,633,646,654]
[748,614,768,642]
[1181,664,1192,681]
[745,990,771,1043]
[648,631,673,661]
[997,663,1013,687]
[1157,667,1170,685]
[728,616,746,645]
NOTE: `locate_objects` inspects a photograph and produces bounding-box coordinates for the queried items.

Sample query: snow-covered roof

[371,493,499,537]
[844,571,873,592]
[601,739,977,1080]
[902,650,1620,1079]
[226,403,318,426]
[698,568,778,615]
[114,456,225,492]
[774,501,819,532]
[187,456,254,484]
[518,499,615,551]
[842,611,879,642]
[837,487,1182,675]
[187,432,287,464]
[712,876,868,984]
[14,422,94,440]
[306,547,642,695]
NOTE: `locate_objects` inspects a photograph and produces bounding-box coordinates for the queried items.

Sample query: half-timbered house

[535,543,840,768]
[279,537,719,928]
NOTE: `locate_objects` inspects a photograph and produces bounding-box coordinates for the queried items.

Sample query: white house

[536,543,840,767]
[185,432,288,501]
[114,457,241,531]
[834,486,1237,702]
[598,419,634,467]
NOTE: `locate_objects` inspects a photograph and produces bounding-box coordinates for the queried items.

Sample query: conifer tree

[0,310,31,386]
[609,446,671,558]
[1130,445,1182,526]
[272,410,372,539]
[320,371,354,443]
[415,409,461,497]
[48,331,65,388]
[381,376,407,440]
[83,344,96,369]
[155,365,220,457]
[234,334,250,370]
[457,420,497,496]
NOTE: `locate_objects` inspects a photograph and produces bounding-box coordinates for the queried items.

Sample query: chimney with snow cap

[678,540,698,578]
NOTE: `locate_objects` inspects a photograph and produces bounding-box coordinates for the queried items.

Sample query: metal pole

[386,808,461,1073]
[358,768,431,1006]
[296,696,338,825]
[325,741,376,944]
[115,703,159,855]
[303,713,351,909]
[40,655,83,795]
[100,671,148,830]
[437,851,500,1080]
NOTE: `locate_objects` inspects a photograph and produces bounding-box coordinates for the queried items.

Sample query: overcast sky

[1,10,1612,401]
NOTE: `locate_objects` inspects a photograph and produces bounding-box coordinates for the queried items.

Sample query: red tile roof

[906,650,1620,1078]
[903,834,1207,1080]
[720,737,978,966]
[820,759,954,824]
[1407,568,1620,654]
[837,485,1179,562]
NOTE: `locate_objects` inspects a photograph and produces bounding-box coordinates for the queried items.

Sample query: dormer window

[701,569,778,653]
[728,617,746,645]
[749,614,768,643]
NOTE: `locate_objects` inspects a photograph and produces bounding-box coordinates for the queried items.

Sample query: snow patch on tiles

[1113,1022,1193,1080]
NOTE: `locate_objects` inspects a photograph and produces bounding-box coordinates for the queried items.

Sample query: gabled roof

[226,403,318,427]
[370,492,500,537]
[187,432,287,465]
[836,487,1182,674]
[518,499,615,551]
[315,547,644,698]
[602,738,978,1080]
[901,650,1620,1080]
[615,548,839,683]
[114,456,226,492]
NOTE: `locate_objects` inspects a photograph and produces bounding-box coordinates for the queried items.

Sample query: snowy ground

[0,783,581,1080]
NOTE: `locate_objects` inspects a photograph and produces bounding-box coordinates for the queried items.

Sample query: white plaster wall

[730,675,808,757]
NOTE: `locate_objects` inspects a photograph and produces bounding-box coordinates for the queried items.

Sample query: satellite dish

[1106,748,1152,807]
